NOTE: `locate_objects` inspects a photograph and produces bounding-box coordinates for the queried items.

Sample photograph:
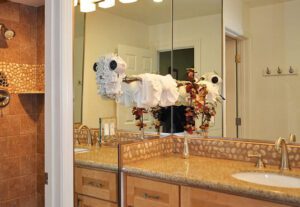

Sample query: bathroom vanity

[74,146,119,207]
[125,176,289,207]
[120,137,300,207]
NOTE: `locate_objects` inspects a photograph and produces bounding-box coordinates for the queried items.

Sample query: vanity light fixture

[75,0,138,12]
[98,0,115,8]
[119,0,138,3]
[80,0,96,12]
[153,0,163,2]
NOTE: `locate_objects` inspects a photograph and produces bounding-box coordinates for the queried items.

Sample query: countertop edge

[122,166,300,206]
[75,160,118,172]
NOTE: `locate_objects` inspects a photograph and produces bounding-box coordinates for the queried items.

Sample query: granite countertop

[74,145,118,171]
[122,154,300,206]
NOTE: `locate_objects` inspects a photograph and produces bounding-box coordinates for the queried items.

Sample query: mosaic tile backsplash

[0,62,44,93]
[120,136,300,169]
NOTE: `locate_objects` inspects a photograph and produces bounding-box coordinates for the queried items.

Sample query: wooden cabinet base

[181,186,291,207]
[126,176,179,207]
[76,195,117,207]
[75,167,117,202]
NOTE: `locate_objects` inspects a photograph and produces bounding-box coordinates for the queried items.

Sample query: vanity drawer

[126,176,179,207]
[181,186,291,207]
[77,195,117,207]
[75,167,117,202]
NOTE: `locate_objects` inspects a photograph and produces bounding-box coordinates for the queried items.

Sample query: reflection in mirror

[73,1,175,142]
[224,0,300,143]
[172,0,223,136]
[82,0,172,137]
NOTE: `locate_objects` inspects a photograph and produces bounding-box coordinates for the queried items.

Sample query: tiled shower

[0,1,45,207]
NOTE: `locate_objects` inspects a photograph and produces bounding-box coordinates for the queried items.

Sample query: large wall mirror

[74,0,223,136]
[224,0,300,143]
[74,1,173,133]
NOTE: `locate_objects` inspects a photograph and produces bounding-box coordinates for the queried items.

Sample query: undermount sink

[74,147,90,153]
[232,172,300,188]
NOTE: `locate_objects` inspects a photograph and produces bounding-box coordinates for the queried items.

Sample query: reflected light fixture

[75,0,139,12]
[99,0,115,8]
[119,0,138,3]
[80,0,96,12]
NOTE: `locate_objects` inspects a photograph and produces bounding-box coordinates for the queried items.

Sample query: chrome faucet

[78,124,93,146]
[275,137,291,171]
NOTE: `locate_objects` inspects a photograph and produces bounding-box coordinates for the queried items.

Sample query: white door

[117,45,157,132]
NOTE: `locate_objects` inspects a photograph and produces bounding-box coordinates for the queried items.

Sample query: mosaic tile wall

[173,137,300,168]
[121,137,174,165]
[73,125,159,146]
[0,62,44,93]
[120,136,300,168]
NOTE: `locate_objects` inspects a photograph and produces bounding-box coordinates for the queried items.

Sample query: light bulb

[99,0,115,8]
[153,0,163,2]
[80,0,96,12]
[119,0,138,4]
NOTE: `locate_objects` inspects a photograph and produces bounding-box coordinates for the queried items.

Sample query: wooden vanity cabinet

[181,186,291,207]
[75,167,118,207]
[125,175,291,207]
[126,176,180,207]
[75,194,117,207]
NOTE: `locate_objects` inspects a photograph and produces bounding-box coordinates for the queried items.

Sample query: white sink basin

[74,147,90,153]
[232,172,300,188]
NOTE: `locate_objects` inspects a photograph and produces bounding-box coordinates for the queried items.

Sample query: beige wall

[83,11,150,128]
[245,0,300,140]
[223,0,249,36]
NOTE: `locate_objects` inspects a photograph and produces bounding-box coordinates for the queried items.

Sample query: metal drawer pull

[143,193,160,200]
[87,181,103,188]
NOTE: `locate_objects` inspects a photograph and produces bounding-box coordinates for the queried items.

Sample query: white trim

[45,0,74,206]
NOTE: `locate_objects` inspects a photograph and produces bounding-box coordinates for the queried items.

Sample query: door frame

[45,0,74,206]
[224,28,248,138]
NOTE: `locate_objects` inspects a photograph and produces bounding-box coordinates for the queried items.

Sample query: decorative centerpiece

[93,54,223,143]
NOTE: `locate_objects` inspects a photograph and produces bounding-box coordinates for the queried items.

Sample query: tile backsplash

[120,136,300,169]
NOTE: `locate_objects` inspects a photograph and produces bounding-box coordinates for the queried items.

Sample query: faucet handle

[248,153,266,169]
[289,134,296,143]
[275,137,286,152]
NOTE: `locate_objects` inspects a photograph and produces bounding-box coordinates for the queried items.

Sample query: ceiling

[9,0,44,7]
[103,0,222,25]
[243,0,293,7]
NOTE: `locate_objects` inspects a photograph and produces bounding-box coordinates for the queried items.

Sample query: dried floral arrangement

[184,68,217,134]
[132,106,162,133]
[132,107,148,130]
[150,106,162,133]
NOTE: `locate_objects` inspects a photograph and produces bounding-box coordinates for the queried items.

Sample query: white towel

[136,73,162,108]
[158,74,179,107]
[95,54,126,99]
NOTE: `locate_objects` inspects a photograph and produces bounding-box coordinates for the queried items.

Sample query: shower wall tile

[0,2,19,22]
[0,2,44,206]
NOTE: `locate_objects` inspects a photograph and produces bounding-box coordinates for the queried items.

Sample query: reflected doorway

[225,36,240,138]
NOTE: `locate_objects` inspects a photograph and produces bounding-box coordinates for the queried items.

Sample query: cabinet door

[181,186,291,207]
[77,195,117,207]
[75,167,117,202]
[126,176,179,207]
